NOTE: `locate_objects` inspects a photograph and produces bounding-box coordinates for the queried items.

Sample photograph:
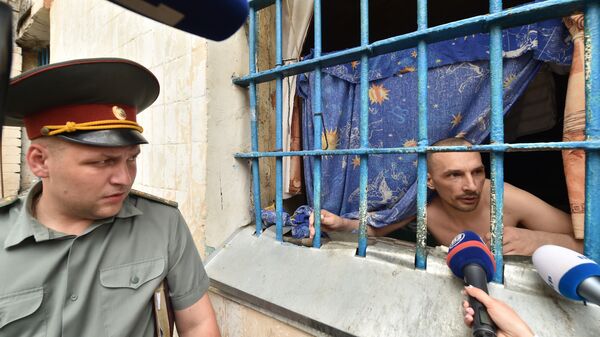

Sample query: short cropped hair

[32,136,67,154]
[430,137,473,147]
[426,137,475,171]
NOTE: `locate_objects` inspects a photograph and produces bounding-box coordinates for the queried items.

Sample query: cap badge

[112,106,127,120]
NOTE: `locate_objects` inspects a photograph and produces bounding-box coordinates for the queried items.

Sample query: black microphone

[106,0,249,41]
[447,231,497,337]
[0,2,13,139]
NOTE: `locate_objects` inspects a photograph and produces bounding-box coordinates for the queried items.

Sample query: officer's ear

[26,142,51,178]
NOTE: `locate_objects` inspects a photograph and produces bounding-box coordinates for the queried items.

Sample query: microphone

[0,2,12,139]
[532,245,600,306]
[447,231,497,337]
[106,0,249,41]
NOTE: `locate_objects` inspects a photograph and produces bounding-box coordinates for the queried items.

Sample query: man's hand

[462,286,534,337]
[563,13,584,41]
[485,227,541,256]
[308,209,358,238]
[485,227,583,256]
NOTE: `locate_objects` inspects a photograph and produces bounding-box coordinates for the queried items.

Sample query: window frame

[235,0,600,283]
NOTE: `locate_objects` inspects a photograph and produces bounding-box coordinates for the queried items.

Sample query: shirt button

[131,276,139,284]
[70,294,78,301]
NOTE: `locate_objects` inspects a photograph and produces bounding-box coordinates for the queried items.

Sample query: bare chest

[426,205,518,247]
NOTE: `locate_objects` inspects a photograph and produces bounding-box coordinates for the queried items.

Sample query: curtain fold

[297,18,573,228]
[282,0,313,198]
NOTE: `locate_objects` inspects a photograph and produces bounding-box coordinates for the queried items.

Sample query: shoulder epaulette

[0,195,18,208]
[129,189,178,208]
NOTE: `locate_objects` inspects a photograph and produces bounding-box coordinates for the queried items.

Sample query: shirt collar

[4,182,143,249]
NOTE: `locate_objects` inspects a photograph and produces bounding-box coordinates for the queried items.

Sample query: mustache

[458,192,479,198]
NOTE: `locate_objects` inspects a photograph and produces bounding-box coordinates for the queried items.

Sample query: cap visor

[57,129,148,147]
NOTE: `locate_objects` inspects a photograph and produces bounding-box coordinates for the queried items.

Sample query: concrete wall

[210,292,314,337]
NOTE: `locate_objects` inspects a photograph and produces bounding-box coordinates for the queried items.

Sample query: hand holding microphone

[447,231,498,337]
[462,286,534,337]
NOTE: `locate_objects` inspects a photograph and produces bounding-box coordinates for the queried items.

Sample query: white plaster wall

[204,34,252,251]
[49,0,252,255]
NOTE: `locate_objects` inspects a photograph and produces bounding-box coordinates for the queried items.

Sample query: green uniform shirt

[0,183,209,337]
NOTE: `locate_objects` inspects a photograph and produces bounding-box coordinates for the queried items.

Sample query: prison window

[235,0,600,284]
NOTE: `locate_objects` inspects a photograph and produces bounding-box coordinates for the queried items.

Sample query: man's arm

[174,293,221,337]
[495,226,582,255]
[499,183,582,254]
[309,209,415,237]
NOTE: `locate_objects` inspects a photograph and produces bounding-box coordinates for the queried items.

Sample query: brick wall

[1,0,23,197]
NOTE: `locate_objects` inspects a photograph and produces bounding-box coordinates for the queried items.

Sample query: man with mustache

[424,137,580,255]
[311,137,581,256]
[0,59,220,337]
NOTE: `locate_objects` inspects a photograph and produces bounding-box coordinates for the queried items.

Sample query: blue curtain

[297,18,573,229]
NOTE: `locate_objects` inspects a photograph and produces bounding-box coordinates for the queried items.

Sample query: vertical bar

[489,0,505,283]
[249,6,263,236]
[275,0,284,241]
[312,0,323,248]
[415,0,428,269]
[584,1,600,263]
[357,0,369,257]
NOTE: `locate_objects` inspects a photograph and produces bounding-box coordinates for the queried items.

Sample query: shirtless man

[310,138,582,256]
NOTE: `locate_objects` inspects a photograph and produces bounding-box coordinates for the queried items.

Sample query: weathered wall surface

[210,292,314,337]
[1,0,24,197]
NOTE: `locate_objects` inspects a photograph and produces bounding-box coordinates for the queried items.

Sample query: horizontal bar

[234,0,585,87]
[248,0,275,11]
[234,141,600,158]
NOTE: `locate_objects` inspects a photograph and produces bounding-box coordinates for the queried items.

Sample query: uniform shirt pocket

[0,287,45,337]
[100,257,164,289]
[99,257,165,337]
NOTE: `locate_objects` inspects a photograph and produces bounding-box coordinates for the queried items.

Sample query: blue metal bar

[312,0,323,248]
[489,0,505,284]
[585,1,600,263]
[248,6,263,237]
[357,0,369,257]
[275,0,284,242]
[415,0,428,270]
[234,0,585,87]
[234,141,600,158]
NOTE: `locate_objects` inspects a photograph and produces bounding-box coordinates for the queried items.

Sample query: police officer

[0,58,218,337]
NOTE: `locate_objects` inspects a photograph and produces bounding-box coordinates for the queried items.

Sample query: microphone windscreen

[533,245,600,301]
[446,231,496,281]
[107,0,249,41]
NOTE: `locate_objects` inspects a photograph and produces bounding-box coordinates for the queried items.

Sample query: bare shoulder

[502,181,541,206]
[426,197,448,228]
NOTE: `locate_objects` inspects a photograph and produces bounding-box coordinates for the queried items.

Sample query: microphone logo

[450,232,465,249]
